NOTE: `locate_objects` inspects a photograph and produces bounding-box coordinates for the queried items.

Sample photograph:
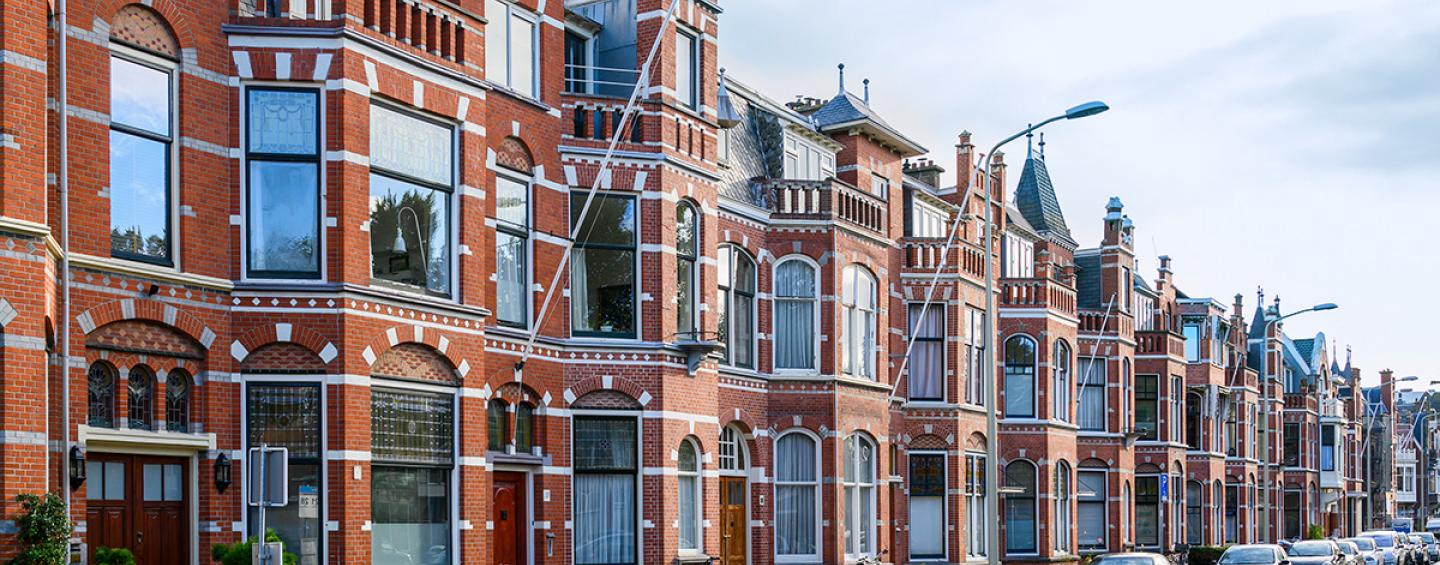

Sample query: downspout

[57,0,73,513]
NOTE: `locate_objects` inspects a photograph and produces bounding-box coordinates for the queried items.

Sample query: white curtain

[1078,358,1106,430]
[774,261,815,370]
[678,474,697,549]
[910,497,944,557]
[570,249,588,331]
[574,474,635,564]
[1078,471,1107,549]
[776,434,817,556]
[908,305,943,400]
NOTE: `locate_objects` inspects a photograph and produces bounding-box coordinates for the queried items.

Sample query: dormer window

[782,134,834,181]
[1002,233,1034,278]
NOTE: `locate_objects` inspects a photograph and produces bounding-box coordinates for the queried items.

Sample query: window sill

[70,252,234,292]
[80,424,216,451]
[485,80,553,113]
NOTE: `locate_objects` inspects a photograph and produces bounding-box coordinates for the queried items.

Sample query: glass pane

[515,404,533,452]
[777,435,816,481]
[247,384,322,459]
[248,89,317,155]
[570,193,635,245]
[575,474,635,564]
[164,464,183,501]
[495,176,529,227]
[570,247,635,336]
[88,363,116,428]
[371,388,455,465]
[105,461,125,500]
[109,130,169,261]
[678,442,696,471]
[574,417,636,471]
[485,0,508,87]
[676,204,696,256]
[111,56,170,135]
[678,475,697,549]
[370,174,451,294]
[85,461,104,500]
[496,232,527,326]
[509,15,535,97]
[775,261,815,298]
[370,105,453,186]
[487,401,508,451]
[674,32,694,107]
[676,258,695,335]
[143,464,162,501]
[248,161,319,275]
[248,464,322,565]
[372,466,451,565]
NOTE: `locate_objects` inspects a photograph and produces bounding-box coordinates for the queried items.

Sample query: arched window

[487,399,509,451]
[775,431,819,560]
[514,403,534,454]
[165,368,191,432]
[1004,459,1038,554]
[1078,460,1108,551]
[1055,461,1073,553]
[678,439,702,552]
[717,245,756,368]
[719,425,747,472]
[675,201,699,337]
[1052,340,1071,421]
[841,265,878,379]
[127,365,155,430]
[842,434,877,557]
[88,362,117,428]
[1186,480,1204,545]
[773,258,817,371]
[1004,336,1037,418]
[495,171,532,328]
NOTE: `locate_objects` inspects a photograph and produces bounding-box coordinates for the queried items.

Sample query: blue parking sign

[1159,475,1169,499]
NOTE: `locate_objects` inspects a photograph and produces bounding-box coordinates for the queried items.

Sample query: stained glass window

[515,403,534,453]
[487,399,508,452]
[246,87,320,278]
[127,365,155,430]
[88,362,117,428]
[165,369,191,432]
[371,388,454,465]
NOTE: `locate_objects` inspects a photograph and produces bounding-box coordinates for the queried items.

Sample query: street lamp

[1258,302,1338,542]
[980,100,1109,565]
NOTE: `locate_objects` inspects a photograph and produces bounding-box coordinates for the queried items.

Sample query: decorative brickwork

[86,320,204,359]
[371,342,457,384]
[241,342,327,373]
[110,4,180,58]
[496,136,534,172]
[571,389,641,410]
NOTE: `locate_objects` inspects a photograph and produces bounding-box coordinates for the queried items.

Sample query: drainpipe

[57,0,74,514]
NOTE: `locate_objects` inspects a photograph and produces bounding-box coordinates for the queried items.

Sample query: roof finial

[1026,125,1034,157]
[837,63,846,94]
[1038,132,1046,158]
[863,78,870,104]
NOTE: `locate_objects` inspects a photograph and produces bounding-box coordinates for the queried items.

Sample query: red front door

[493,472,527,565]
[85,454,190,565]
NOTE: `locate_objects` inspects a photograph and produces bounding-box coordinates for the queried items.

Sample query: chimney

[785,96,825,115]
[1381,369,1396,414]
[949,131,976,210]
[903,157,945,188]
[1156,255,1173,292]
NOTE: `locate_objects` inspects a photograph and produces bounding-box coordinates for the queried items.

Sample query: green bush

[92,547,136,565]
[210,529,297,565]
[1307,524,1325,540]
[1189,545,1230,565]
[10,492,73,565]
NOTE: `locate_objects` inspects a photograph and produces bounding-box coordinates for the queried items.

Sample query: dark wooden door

[493,472,527,565]
[719,477,747,565]
[86,454,189,565]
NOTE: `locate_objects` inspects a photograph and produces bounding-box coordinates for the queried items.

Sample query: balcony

[903,240,986,281]
[1284,393,1318,412]
[233,0,481,70]
[999,278,1076,316]
[768,179,887,235]
[1137,331,1186,356]
[1079,309,1133,339]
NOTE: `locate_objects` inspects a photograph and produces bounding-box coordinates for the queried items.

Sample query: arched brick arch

[563,375,650,408]
[231,322,338,365]
[361,325,471,379]
[495,136,534,173]
[908,433,947,450]
[965,431,988,451]
[97,0,198,51]
[493,382,543,406]
[110,4,180,58]
[372,343,459,385]
[77,299,215,350]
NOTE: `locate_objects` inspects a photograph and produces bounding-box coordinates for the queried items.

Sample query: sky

[717,0,1440,387]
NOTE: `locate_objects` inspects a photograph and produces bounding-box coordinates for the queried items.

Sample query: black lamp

[214,452,233,492]
[68,445,86,491]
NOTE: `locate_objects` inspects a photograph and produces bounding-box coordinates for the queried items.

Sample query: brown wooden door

[719,477,747,565]
[86,454,189,565]
[493,472,527,565]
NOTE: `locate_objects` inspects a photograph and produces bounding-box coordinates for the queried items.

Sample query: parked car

[1288,540,1343,565]
[1362,530,1406,565]
[1426,518,1440,534]
[1336,540,1363,565]
[1347,536,1385,565]
[1090,553,1171,565]
[1407,534,1431,565]
[1220,545,1293,565]
[1418,532,1440,562]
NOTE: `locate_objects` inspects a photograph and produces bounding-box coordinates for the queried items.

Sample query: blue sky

[718,0,1440,386]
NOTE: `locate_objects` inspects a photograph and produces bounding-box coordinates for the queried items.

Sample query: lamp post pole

[980,101,1109,565]
[1257,302,1337,542]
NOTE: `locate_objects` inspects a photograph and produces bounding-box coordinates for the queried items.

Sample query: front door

[719,477,747,565]
[85,454,189,565]
[493,472,527,565]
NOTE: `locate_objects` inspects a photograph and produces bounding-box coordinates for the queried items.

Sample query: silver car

[1362,531,1407,565]
[1348,536,1385,565]
[1419,533,1440,562]
[1220,545,1293,565]
[1289,540,1344,565]
[1091,553,1171,565]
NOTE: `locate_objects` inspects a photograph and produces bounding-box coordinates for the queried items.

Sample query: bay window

[907,304,943,401]
[485,0,538,97]
[1078,467,1108,551]
[570,193,637,338]
[841,266,878,379]
[965,453,988,559]
[369,104,454,296]
[775,432,818,560]
[1004,336,1036,418]
[371,387,455,565]
[675,202,699,338]
[110,53,174,265]
[574,416,638,564]
[1004,460,1038,554]
[246,87,321,279]
[495,174,530,327]
[247,383,323,561]
[677,439,701,552]
[1078,357,1106,431]
[842,434,877,558]
[1053,340,1072,421]
[717,245,756,368]
[909,453,946,559]
[774,259,817,371]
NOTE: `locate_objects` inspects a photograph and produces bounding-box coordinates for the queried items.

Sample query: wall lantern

[214,452,233,492]
[68,445,87,491]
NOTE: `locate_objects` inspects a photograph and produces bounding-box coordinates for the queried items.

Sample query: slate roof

[1075,252,1102,309]
[1133,271,1155,295]
[1292,338,1317,365]
[716,77,792,208]
[1006,202,1040,238]
[1014,147,1077,248]
[811,91,926,155]
[1362,387,1390,414]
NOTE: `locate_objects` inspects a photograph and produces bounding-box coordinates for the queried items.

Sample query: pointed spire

[715,67,741,129]
[1038,132,1046,158]
[837,63,846,94]
[1026,126,1034,157]
[863,78,870,104]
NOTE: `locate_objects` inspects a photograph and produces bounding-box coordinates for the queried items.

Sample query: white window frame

[1055,461,1073,555]
[907,449,949,561]
[570,409,644,565]
[674,27,699,109]
[675,200,700,338]
[367,377,462,564]
[1077,356,1107,431]
[486,0,540,98]
[717,244,758,369]
[842,433,878,559]
[677,438,702,554]
[494,171,533,329]
[906,302,945,402]
[1003,334,1037,419]
[774,429,822,563]
[965,452,988,559]
[841,265,878,380]
[240,375,330,564]
[772,255,820,375]
[365,101,460,299]
[965,308,986,406]
[1053,340,1071,422]
[1078,466,1109,553]
[782,133,835,181]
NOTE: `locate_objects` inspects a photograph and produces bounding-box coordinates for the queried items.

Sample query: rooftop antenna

[837,63,845,94]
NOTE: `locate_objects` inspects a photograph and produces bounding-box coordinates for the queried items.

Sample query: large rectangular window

[782,134,835,181]
[966,308,986,405]
[674,29,698,109]
[110,54,174,265]
[1182,317,1203,362]
[371,387,455,565]
[570,193,637,338]
[909,454,946,559]
[369,105,454,296]
[486,0,538,97]
[1002,233,1034,278]
[1078,470,1107,551]
[495,174,530,327]
[1283,422,1301,466]
[246,384,323,564]
[1283,489,1302,540]
[908,304,944,401]
[1136,475,1160,547]
[246,87,321,278]
[1225,484,1240,544]
[1136,374,1158,440]
[1321,425,1336,471]
[574,417,638,565]
[1078,357,1107,431]
[965,454,988,559]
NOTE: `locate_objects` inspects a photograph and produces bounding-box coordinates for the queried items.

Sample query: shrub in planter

[210,529,297,565]
[93,547,136,565]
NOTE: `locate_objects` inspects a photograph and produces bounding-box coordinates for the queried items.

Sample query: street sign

[248,446,289,508]
[1159,475,1170,499]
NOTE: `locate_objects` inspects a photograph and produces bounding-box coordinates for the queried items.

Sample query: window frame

[495,171,533,328]
[677,438,702,553]
[570,191,640,339]
[1003,335,1037,418]
[966,308,987,406]
[841,265,879,380]
[717,244,757,369]
[675,201,700,339]
[572,411,641,565]
[242,84,325,281]
[908,450,949,560]
[242,377,327,562]
[487,398,510,452]
[718,424,748,475]
[368,380,459,565]
[108,46,179,268]
[1004,459,1039,555]
[1078,466,1109,553]
[1136,473,1162,548]
[1053,340,1072,422]
[486,0,541,98]
[367,101,458,297]
[774,429,821,563]
[88,361,119,429]
[965,451,989,559]
[164,368,191,433]
[772,255,819,374]
[673,27,700,109]
[842,433,878,559]
[127,365,156,431]
[906,303,946,402]
[1136,373,1160,441]
[1078,356,1107,431]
